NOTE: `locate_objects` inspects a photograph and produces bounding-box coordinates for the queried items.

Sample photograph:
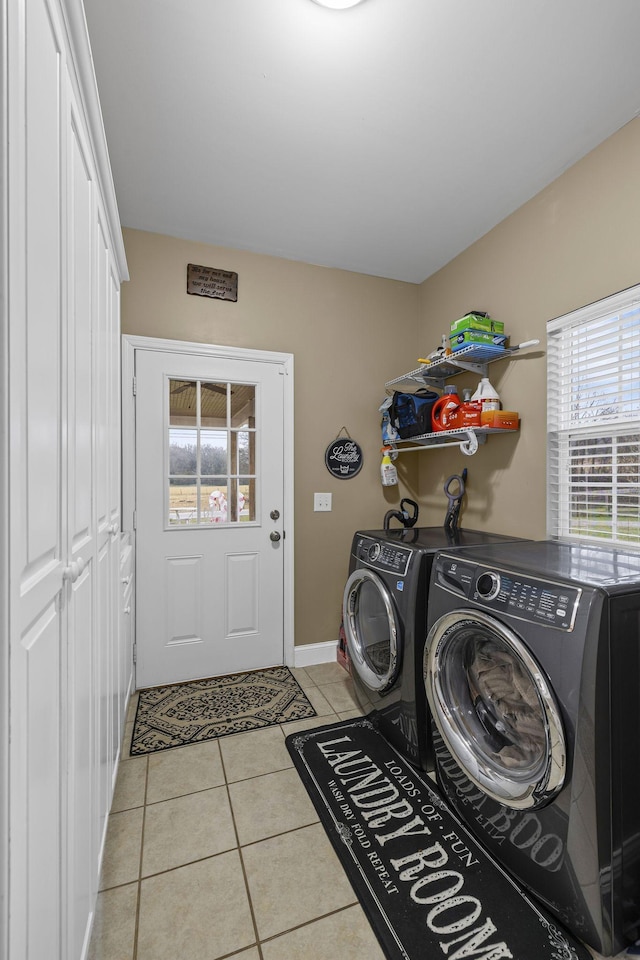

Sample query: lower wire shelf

[393,426,519,456]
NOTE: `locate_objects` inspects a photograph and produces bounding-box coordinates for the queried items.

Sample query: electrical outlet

[314,492,332,512]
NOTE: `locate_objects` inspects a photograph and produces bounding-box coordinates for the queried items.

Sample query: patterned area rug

[131,665,316,755]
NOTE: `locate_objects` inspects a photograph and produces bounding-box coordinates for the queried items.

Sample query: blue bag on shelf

[390,389,439,439]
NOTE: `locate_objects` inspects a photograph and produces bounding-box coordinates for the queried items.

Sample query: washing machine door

[343,568,401,693]
[425,609,566,810]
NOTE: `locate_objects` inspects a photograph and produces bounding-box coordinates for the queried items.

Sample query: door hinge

[132,376,137,395]
[133,510,137,530]
[133,643,137,664]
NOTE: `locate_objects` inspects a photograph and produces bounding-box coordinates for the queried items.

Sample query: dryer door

[424,609,566,810]
[343,568,401,693]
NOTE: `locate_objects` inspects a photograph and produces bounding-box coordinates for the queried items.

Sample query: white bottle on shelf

[471,377,501,411]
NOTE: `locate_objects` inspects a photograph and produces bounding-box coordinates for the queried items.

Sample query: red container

[432,392,482,432]
[431,392,461,431]
[458,400,482,427]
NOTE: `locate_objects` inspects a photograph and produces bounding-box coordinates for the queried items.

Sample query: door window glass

[168,378,256,526]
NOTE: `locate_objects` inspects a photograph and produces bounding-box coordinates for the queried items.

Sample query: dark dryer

[343,526,519,772]
[423,539,640,956]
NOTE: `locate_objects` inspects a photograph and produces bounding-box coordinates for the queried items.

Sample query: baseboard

[294,640,337,669]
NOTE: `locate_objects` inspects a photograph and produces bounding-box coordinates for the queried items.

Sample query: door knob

[63,561,79,583]
[270,531,281,542]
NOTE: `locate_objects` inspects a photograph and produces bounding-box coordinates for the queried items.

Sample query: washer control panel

[436,555,581,631]
[355,536,412,577]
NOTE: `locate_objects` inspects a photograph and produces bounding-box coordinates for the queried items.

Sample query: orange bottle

[431,386,461,432]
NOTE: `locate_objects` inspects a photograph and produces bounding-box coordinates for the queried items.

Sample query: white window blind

[547,284,640,547]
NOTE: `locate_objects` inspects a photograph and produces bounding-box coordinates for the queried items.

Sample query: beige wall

[417,118,640,539]
[121,230,419,649]
[122,117,640,652]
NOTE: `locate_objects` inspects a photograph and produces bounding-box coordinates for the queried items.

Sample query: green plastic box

[450,329,509,350]
[450,313,505,335]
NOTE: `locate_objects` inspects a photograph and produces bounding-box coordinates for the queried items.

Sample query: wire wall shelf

[385,340,539,390]
[384,340,540,455]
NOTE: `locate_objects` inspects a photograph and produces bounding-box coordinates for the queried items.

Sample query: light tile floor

[88,662,387,960]
[88,660,609,960]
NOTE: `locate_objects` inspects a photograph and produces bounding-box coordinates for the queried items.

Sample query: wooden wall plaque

[187,263,238,302]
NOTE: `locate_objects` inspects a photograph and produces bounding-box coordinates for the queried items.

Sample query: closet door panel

[66,83,97,960]
[108,262,125,749]
[94,211,118,843]
[9,0,67,957]
[23,605,64,960]
[108,262,121,531]
[66,564,94,958]
[68,115,94,561]
[95,536,112,853]
[95,213,112,538]
[24,0,63,579]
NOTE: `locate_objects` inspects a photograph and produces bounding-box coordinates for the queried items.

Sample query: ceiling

[83,0,640,284]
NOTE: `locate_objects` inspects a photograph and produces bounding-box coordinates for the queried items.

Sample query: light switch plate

[314,492,332,512]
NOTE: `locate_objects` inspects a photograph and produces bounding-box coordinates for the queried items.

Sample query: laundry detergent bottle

[431,385,461,432]
[380,447,398,486]
[471,376,501,412]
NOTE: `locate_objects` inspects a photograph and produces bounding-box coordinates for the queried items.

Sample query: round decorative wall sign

[324,428,363,479]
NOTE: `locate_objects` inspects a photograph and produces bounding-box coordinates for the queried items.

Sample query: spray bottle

[380,446,398,486]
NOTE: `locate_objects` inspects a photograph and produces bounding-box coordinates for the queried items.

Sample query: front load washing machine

[343,526,520,772]
[423,539,640,956]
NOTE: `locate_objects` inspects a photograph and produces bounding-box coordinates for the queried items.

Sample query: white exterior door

[134,344,291,688]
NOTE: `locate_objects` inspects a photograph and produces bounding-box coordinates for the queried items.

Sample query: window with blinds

[547,284,640,547]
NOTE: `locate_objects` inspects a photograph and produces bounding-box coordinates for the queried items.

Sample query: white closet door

[65,76,98,960]
[6,0,128,956]
[109,271,128,738]
[108,257,124,756]
[94,205,123,857]
[95,211,112,856]
[8,0,66,957]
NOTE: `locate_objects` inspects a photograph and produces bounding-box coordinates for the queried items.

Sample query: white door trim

[122,334,295,672]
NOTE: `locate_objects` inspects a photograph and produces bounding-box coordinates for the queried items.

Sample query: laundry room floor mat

[130,665,316,755]
[285,718,592,960]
